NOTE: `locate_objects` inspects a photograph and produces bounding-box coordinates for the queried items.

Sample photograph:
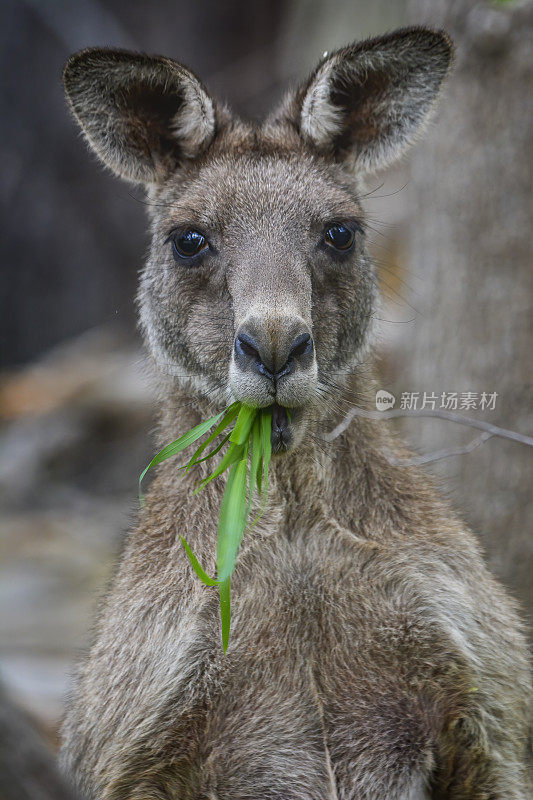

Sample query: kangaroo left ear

[63,48,217,185]
[272,27,453,175]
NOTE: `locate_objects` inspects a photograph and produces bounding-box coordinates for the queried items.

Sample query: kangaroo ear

[273,28,453,175]
[63,48,216,184]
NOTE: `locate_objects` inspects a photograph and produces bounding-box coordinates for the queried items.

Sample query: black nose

[234,330,313,382]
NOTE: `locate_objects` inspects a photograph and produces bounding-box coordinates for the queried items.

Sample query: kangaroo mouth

[270,403,293,452]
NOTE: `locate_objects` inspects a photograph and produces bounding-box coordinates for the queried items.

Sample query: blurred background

[1,0,531,781]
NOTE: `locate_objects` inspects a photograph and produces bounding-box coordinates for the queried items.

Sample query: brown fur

[61,29,531,799]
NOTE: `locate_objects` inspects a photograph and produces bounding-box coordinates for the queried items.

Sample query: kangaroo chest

[194,532,458,798]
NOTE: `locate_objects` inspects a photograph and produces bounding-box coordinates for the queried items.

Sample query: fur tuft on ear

[272,27,453,175]
[63,48,216,184]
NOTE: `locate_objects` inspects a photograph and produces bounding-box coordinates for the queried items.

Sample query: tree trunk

[398,0,533,625]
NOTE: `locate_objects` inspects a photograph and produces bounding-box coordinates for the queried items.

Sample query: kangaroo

[60,28,531,799]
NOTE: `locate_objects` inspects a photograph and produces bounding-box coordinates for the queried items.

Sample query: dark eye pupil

[325,224,354,251]
[173,230,206,258]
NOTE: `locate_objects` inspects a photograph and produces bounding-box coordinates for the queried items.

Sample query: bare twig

[325,407,533,467]
[386,431,493,467]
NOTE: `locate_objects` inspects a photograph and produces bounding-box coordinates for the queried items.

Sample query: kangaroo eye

[171,230,208,260]
[324,224,355,252]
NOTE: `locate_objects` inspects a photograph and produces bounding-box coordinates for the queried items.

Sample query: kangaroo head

[64,29,452,451]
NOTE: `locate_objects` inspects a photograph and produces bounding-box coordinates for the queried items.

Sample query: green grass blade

[140,402,278,652]
[249,413,271,527]
[249,416,262,508]
[229,404,257,445]
[186,432,231,469]
[194,441,244,494]
[260,409,272,496]
[255,454,263,496]
[219,577,231,653]
[216,449,249,582]
[139,410,224,503]
[180,537,220,586]
[185,402,240,471]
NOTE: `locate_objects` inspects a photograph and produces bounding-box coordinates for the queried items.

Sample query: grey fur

[61,28,531,799]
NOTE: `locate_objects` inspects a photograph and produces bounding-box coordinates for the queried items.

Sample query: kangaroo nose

[234,327,313,382]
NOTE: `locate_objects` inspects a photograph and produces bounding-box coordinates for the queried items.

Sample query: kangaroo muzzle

[229,314,318,408]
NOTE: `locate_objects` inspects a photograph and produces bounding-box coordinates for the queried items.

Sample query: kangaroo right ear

[271,27,453,175]
[63,49,216,185]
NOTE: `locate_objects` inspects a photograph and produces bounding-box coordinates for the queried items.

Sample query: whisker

[362,181,409,200]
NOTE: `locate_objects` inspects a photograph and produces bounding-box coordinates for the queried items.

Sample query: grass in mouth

[139,402,272,652]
